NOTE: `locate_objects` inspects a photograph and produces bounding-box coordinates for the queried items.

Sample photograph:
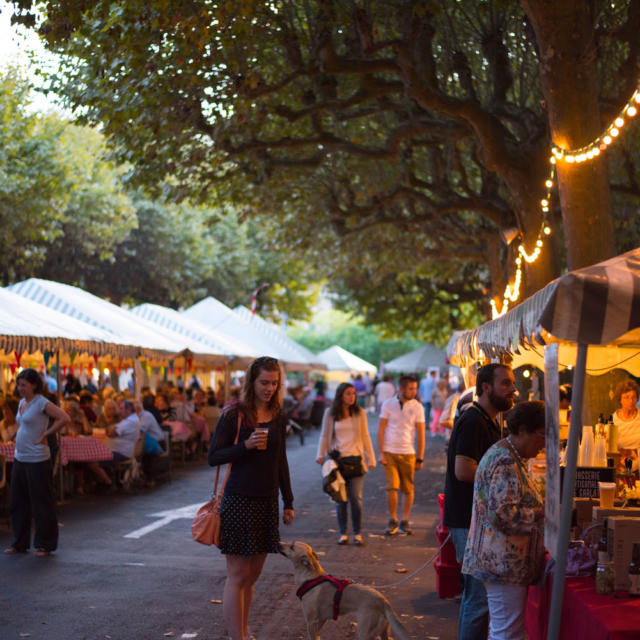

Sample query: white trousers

[484,581,528,640]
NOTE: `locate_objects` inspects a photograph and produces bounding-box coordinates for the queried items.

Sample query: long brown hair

[239,356,282,425]
[330,382,361,421]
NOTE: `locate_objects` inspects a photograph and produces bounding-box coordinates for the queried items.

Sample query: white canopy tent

[447,247,640,639]
[233,306,323,368]
[8,278,229,366]
[131,303,258,368]
[183,297,317,371]
[383,344,447,373]
[316,345,377,374]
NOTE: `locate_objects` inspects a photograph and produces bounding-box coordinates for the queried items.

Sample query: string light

[491,81,640,320]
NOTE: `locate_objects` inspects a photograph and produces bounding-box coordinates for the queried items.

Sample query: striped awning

[448,248,640,365]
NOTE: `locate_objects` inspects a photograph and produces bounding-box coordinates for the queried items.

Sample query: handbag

[191,412,241,546]
[327,414,365,480]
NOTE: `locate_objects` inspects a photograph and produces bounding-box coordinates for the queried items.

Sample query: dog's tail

[384,602,410,640]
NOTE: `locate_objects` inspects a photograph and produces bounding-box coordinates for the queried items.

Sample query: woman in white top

[613,379,640,470]
[316,382,376,546]
[5,368,69,557]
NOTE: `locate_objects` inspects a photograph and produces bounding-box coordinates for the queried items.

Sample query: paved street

[1,417,459,640]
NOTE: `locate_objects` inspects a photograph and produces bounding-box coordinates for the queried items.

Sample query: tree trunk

[521,0,616,270]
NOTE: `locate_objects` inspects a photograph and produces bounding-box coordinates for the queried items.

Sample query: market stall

[447,248,640,640]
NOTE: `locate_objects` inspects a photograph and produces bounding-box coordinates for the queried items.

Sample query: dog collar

[296,574,353,620]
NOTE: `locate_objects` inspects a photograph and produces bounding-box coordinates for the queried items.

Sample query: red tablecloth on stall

[0,437,113,465]
[526,575,640,640]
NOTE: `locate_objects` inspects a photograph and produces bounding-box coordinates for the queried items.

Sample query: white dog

[279,540,410,640]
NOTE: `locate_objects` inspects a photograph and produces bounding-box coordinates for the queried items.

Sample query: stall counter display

[607,517,640,590]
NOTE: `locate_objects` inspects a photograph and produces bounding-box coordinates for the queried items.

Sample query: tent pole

[547,342,588,640]
[56,351,64,503]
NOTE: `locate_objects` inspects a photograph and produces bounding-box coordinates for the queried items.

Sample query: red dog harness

[296,575,353,620]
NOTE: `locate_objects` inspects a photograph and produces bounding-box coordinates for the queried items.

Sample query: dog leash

[368,533,451,590]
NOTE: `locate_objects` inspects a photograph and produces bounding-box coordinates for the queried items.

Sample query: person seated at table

[95,398,119,431]
[134,400,165,454]
[155,393,176,424]
[192,388,206,415]
[462,401,546,640]
[0,398,19,443]
[63,372,82,396]
[78,391,97,425]
[63,398,90,436]
[142,393,163,426]
[613,379,640,471]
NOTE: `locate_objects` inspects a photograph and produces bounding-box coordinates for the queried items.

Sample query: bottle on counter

[596,518,615,595]
[630,542,640,597]
[607,415,618,455]
[596,413,606,438]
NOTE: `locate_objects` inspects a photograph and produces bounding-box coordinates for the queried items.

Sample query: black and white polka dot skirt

[218,494,280,556]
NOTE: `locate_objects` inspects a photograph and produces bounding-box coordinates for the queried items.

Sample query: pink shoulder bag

[192,412,242,547]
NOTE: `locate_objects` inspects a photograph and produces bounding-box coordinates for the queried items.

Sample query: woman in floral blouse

[462,400,546,640]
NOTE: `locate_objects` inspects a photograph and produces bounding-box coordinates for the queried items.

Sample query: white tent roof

[383,344,447,373]
[7,279,227,363]
[315,345,377,374]
[183,297,317,371]
[233,306,323,367]
[131,303,258,366]
[0,287,134,360]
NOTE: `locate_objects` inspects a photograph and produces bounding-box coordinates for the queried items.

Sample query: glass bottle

[596,519,615,596]
[629,542,640,597]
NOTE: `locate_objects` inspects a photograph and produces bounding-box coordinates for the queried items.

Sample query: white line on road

[124,503,202,539]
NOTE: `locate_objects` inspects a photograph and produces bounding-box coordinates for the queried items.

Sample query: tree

[10,1,640,325]
[0,66,136,284]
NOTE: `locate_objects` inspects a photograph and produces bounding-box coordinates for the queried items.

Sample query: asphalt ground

[0,415,460,640]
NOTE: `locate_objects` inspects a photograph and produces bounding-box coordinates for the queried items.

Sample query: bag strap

[212,411,242,498]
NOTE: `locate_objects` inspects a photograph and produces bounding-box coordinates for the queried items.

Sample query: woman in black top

[208,357,294,640]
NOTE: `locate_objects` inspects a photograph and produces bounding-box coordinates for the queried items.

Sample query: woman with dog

[462,401,546,640]
[316,382,376,546]
[208,356,294,640]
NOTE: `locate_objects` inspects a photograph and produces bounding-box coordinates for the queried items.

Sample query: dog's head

[278,541,324,576]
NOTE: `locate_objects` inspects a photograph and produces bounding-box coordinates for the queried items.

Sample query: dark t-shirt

[443,402,501,529]
[207,408,294,509]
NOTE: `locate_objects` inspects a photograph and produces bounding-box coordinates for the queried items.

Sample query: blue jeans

[450,527,489,640]
[336,474,365,534]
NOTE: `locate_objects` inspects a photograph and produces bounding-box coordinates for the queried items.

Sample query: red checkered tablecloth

[0,437,113,465]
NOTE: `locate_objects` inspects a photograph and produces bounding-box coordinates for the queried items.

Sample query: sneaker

[353,534,364,546]
[337,535,349,545]
[384,519,399,536]
[398,520,413,535]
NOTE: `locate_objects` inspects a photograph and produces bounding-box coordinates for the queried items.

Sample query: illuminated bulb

[611,128,619,137]
[635,92,640,104]
[593,147,601,156]
[615,117,625,128]
[544,226,551,235]
[516,257,522,265]
[587,150,594,159]
[545,179,553,188]
[542,206,549,213]
[523,370,531,379]
[628,106,637,117]
[536,239,543,247]
[541,199,548,207]
[550,156,557,165]
[565,155,575,163]
[603,135,612,145]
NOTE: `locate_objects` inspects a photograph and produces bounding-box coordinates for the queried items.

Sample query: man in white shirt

[375,375,395,412]
[378,375,425,536]
[107,400,141,460]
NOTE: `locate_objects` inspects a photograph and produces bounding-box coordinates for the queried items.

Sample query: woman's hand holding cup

[247,428,268,450]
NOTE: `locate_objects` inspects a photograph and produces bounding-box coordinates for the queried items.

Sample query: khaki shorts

[382,452,415,494]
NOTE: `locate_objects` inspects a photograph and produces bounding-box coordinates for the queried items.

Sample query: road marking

[124,503,201,539]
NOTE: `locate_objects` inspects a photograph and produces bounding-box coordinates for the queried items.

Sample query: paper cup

[255,428,268,450]
[599,482,616,509]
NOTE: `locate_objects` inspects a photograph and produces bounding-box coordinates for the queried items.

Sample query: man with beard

[443,363,516,640]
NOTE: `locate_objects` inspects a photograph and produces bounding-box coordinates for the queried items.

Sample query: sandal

[35,549,52,557]
[4,547,27,555]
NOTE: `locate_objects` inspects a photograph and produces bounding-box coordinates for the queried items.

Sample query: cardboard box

[593,507,640,523]
[607,517,640,590]
[574,497,597,532]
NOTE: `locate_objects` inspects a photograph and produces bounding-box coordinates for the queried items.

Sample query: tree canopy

[9,0,640,333]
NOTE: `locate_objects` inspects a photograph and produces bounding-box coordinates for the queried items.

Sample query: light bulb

[544,226,551,235]
[516,257,522,265]
[536,239,543,247]
[611,128,619,137]
[545,179,553,188]
[541,199,548,207]
[550,156,557,165]
[566,155,575,163]
[593,147,601,155]
[635,92,640,104]
[603,135,612,145]
[628,106,637,117]
[615,117,625,128]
